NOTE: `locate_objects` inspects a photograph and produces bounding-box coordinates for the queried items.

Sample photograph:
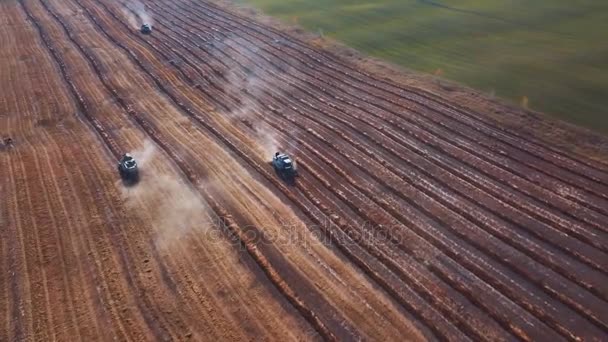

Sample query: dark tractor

[140,24,152,34]
[1,137,13,151]
[272,152,297,181]
[117,153,139,184]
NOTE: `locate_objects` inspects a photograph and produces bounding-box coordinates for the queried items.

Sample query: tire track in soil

[20,0,192,338]
[66,0,442,338]
[197,0,608,181]
[0,5,124,338]
[31,0,341,339]
[89,0,480,338]
[150,0,608,275]
[0,5,112,339]
[20,2,282,340]
[6,0,608,339]
[116,0,604,328]
[86,0,456,340]
[146,0,608,256]
[102,0,604,338]
[3,155,31,341]
[124,1,608,286]
[21,6,231,339]
[98,0,608,338]
[126,0,608,336]
[190,0,605,228]
[169,0,608,230]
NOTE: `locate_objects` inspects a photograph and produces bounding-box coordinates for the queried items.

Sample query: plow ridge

[144,0,608,248]
[20,3,180,339]
[198,0,608,178]
[84,0,608,334]
[34,0,334,339]
[111,0,604,334]
[172,0,608,224]
[137,0,608,292]
[140,0,608,246]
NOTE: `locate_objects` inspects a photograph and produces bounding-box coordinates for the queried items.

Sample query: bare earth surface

[1,0,607,340]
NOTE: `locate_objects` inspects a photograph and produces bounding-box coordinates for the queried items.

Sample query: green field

[236,0,608,133]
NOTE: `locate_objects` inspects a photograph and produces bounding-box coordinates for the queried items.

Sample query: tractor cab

[272,152,297,180]
[118,153,139,184]
[140,24,152,34]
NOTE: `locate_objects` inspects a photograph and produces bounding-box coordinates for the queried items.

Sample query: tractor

[272,152,297,181]
[117,153,139,184]
[140,24,152,34]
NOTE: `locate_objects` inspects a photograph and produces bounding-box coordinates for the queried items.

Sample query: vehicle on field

[140,24,152,34]
[117,153,139,183]
[272,152,297,181]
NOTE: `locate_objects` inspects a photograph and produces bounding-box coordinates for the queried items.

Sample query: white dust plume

[119,140,212,251]
[213,36,300,161]
[130,138,156,168]
[121,0,153,30]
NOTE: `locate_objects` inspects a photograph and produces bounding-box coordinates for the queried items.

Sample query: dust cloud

[119,140,213,251]
[121,0,153,30]
[130,138,156,167]
[214,35,300,162]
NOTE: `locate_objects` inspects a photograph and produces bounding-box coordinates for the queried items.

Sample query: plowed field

[1,0,607,340]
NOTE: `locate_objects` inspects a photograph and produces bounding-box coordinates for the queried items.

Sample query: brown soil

[2,0,607,340]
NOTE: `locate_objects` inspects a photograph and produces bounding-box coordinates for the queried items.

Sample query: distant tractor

[117,153,139,184]
[272,152,297,180]
[140,24,152,34]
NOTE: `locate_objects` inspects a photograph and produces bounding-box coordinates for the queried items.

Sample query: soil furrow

[195,0,608,180]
